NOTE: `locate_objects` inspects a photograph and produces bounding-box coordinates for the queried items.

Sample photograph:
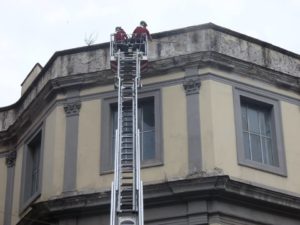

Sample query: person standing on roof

[114,26,128,52]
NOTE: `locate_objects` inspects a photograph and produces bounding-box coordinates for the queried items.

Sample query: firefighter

[114,26,128,52]
[132,21,152,52]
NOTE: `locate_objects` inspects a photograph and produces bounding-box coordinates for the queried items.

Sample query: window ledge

[238,160,287,177]
[100,161,164,175]
[19,192,41,215]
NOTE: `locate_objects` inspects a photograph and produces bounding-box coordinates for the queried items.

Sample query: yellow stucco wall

[76,83,189,191]
[0,158,7,224]
[80,85,114,97]
[4,68,300,217]
[199,67,300,100]
[7,101,67,223]
[142,72,184,86]
[77,99,102,191]
[205,80,237,174]
[41,106,66,199]
[142,84,188,184]
[202,79,300,194]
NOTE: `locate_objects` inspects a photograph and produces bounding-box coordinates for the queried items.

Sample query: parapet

[0,23,300,133]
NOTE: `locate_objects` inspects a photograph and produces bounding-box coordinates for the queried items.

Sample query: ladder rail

[116,51,123,212]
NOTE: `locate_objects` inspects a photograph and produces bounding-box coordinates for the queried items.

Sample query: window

[111,98,155,161]
[101,91,162,173]
[234,88,286,176]
[20,129,43,211]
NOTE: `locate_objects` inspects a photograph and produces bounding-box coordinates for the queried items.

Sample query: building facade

[1,23,300,225]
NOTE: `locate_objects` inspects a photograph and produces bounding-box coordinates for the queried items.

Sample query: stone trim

[16,176,300,225]
[1,50,299,135]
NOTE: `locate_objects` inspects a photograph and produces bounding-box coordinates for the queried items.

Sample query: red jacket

[132,26,152,40]
[114,29,128,42]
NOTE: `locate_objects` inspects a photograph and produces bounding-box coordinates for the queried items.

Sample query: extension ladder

[110,37,146,225]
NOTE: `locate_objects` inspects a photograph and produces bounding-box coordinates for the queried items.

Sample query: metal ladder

[110,49,144,225]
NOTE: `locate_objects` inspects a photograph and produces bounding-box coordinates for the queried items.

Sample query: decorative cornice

[27,176,300,211]
[183,77,201,95]
[64,102,81,117]
[1,51,300,142]
[5,151,17,168]
[15,176,300,225]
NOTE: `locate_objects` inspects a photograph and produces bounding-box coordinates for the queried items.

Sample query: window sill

[100,160,163,175]
[19,191,41,215]
[238,160,287,177]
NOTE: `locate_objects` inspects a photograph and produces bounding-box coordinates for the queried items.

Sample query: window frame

[100,90,163,174]
[233,88,287,176]
[20,124,45,212]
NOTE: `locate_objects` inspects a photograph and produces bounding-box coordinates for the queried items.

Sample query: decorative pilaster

[63,90,81,193]
[184,66,203,174]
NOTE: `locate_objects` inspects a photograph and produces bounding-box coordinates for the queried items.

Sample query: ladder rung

[122,177,133,180]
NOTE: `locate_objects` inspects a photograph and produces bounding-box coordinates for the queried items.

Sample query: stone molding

[63,102,81,117]
[5,151,16,168]
[16,176,300,225]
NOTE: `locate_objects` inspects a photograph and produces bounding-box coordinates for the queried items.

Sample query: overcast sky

[0,0,299,107]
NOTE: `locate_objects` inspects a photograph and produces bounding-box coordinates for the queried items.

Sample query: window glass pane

[110,97,156,164]
[240,96,281,170]
[138,107,142,130]
[259,111,266,136]
[250,134,262,163]
[142,101,154,131]
[241,105,248,131]
[267,138,279,166]
[142,131,155,160]
[243,132,251,160]
[111,108,118,162]
[248,107,260,134]
[32,142,40,195]
[264,111,272,137]
[25,132,41,201]
[261,137,269,164]
[112,108,118,131]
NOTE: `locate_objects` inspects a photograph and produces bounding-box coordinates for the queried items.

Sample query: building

[1,23,300,225]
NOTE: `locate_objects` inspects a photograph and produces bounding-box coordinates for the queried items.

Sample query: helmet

[115,26,121,31]
[140,21,147,27]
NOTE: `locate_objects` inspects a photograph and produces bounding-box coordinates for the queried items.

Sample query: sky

[0,0,300,107]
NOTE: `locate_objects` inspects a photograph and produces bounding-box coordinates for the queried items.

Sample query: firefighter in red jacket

[114,26,128,52]
[132,21,152,52]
